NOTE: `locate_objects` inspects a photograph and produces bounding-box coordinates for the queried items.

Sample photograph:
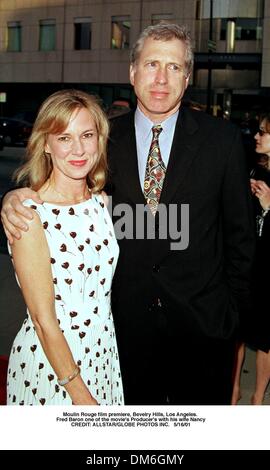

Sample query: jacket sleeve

[221,125,256,322]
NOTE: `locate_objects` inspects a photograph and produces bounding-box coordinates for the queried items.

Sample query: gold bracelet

[57,366,80,386]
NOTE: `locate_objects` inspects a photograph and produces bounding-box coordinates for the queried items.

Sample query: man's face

[130,37,190,122]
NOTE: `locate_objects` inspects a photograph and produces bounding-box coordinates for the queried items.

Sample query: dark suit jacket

[108,106,255,353]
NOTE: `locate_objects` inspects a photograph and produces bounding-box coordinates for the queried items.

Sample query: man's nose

[155,66,168,84]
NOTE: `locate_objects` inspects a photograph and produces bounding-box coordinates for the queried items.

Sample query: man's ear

[130,64,135,86]
[184,74,190,91]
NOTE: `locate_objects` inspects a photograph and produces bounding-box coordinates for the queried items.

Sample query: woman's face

[254,119,270,156]
[45,107,99,182]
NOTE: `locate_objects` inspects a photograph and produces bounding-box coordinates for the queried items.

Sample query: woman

[7,89,124,405]
[232,112,270,405]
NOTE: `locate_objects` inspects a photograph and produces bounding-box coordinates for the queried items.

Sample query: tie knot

[152,125,162,138]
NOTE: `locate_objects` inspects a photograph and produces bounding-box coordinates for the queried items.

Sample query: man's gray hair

[130,23,194,77]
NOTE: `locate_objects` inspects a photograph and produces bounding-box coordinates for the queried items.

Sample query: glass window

[39,19,56,51]
[220,18,262,41]
[111,16,130,49]
[196,1,201,20]
[220,19,226,40]
[74,17,92,50]
[235,18,261,40]
[7,21,21,52]
[151,14,173,25]
[256,25,263,40]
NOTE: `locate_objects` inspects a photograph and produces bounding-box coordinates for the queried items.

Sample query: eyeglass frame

[257,127,270,137]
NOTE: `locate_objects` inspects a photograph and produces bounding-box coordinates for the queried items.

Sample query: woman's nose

[71,138,84,154]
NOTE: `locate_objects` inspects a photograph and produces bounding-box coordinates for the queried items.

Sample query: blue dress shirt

[134,107,179,191]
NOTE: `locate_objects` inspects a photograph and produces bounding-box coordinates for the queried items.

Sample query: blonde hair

[130,23,194,78]
[14,89,109,193]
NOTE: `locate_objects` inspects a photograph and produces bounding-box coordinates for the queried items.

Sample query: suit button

[153,264,160,273]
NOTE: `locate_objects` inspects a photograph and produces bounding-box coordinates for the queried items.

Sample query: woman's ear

[44,142,50,153]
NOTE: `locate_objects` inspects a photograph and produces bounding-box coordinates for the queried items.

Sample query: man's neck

[137,102,180,124]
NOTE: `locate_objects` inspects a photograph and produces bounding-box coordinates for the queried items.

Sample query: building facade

[0,0,269,119]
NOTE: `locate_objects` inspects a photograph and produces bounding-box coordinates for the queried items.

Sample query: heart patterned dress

[7,195,124,405]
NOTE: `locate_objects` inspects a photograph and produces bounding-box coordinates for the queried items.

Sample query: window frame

[7,21,22,52]
[74,17,92,51]
[39,19,56,52]
[111,15,131,50]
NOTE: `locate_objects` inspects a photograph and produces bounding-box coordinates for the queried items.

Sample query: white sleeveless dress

[7,195,124,405]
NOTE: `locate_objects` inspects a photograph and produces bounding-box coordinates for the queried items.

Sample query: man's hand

[1,188,43,244]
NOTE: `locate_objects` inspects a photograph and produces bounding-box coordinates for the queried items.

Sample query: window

[220,18,262,41]
[74,18,92,50]
[195,1,201,20]
[235,18,262,40]
[111,16,130,49]
[151,14,173,25]
[39,19,56,51]
[7,21,21,52]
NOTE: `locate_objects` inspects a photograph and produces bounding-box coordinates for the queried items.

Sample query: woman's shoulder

[23,198,44,210]
[92,191,109,208]
[10,201,45,250]
[100,191,109,207]
[22,199,47,226]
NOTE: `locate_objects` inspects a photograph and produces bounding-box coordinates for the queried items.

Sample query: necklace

[51,185,91,204]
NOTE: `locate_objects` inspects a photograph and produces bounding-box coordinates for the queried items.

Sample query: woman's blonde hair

[14,89,109,193]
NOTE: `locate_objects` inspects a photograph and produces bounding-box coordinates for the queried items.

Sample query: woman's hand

[1,188,43,244]
[65,375,99,405]
[250,179,270,210]
[72,396,99,406]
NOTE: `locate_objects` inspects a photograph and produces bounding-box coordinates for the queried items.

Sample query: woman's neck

[39,177,91,205]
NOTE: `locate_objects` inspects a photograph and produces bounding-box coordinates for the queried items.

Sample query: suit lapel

[113,112,146,205]
[113,107,202,206]
[160,107,201,205]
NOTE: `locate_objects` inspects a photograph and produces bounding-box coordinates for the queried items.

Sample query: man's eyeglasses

[258,128,270,137]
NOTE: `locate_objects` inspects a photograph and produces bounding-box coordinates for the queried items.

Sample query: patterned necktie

[144,125,166,215]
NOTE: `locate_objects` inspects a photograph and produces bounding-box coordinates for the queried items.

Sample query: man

[1,24,255,405]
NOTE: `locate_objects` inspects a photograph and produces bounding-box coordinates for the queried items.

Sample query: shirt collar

[135,106,179,138]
